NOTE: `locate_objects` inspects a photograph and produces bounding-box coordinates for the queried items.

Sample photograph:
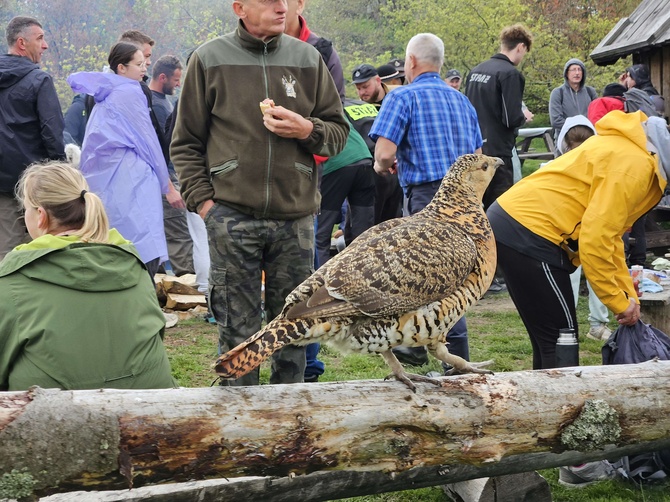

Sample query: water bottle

[555,328,579,367]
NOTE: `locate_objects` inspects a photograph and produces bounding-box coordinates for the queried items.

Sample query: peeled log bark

[1,361,670,500]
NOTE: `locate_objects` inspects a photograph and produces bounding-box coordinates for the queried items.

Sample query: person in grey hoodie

[549,58,597,141]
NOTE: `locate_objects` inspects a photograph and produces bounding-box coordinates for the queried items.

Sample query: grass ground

[163,288,670,502]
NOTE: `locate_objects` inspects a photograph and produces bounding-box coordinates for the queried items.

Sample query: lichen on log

[560,399,622,450]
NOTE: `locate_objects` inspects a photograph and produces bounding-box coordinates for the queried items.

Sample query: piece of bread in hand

[260,98,275,115]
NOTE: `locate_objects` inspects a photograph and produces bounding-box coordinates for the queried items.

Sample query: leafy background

[0,0,641,123]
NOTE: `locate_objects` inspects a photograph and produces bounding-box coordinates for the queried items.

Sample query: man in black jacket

[465,24,532,210]
[0,16,64,259]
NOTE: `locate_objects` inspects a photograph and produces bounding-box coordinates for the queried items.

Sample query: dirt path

[471,293,517,314]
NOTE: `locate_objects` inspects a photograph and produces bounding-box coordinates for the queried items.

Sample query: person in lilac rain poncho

[68,42,174,278]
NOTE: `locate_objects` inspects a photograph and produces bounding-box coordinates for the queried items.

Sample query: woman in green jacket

[0,161,176,391]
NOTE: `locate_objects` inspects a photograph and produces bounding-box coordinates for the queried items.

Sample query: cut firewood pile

[154,274,208,326]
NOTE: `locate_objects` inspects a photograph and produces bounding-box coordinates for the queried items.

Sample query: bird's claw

[445,359,494,376]
[385,371,443,392]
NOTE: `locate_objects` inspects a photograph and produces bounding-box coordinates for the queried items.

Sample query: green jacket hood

[0,229,147,292]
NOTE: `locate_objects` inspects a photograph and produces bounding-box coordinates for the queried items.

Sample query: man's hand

[616,297,641,326]
[166,182,186,209]
[198,199,215,220]
[262,105,314,139]
[374,136,399,176]
[523,108,534,123]
[374,159,397,176]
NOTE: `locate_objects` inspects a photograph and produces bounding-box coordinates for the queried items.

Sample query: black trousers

[496,242,577,370]
[374,171,403,224]
[316,160,376,267]
[483,155,513,210]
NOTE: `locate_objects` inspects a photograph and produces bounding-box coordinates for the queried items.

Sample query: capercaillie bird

[215,154,503,391]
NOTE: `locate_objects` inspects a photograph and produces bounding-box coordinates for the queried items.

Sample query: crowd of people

[1,0,669,488]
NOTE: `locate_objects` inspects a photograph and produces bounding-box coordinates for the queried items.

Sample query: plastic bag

[602,321,670,483]
[602,321,670,365]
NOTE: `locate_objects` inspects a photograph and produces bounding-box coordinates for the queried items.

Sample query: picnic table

[639,277,670,335]
[645,205,670,251]
[516,127,556,163]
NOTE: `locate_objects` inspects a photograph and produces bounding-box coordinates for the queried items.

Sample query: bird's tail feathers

[214,318,304,379]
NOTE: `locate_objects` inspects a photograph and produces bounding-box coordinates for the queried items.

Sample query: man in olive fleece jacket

[171,0,348,387]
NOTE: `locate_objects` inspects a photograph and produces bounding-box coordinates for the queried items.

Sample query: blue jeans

[305,343,325,380]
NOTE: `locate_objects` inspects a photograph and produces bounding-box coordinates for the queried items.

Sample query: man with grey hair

[369,32,482,369]
[172,0,348,387]
[0,16,64,259]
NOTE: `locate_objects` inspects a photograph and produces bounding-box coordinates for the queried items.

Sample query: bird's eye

[482,162,488,171]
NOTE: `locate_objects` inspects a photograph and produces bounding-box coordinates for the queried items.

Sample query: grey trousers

[162,195,195,275]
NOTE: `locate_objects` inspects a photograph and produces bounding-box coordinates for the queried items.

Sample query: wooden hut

[590,0,670,104]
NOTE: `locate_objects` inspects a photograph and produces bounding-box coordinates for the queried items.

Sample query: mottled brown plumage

[215,154,502,390]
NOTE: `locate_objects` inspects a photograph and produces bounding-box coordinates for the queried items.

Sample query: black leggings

[496,242,577,369]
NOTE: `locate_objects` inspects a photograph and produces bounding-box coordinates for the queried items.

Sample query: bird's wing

[287,218,477,319]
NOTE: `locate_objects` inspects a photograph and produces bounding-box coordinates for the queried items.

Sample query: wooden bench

[516,127,556,163]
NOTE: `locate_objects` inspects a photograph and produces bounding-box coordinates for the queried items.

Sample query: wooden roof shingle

[590,0,670,65]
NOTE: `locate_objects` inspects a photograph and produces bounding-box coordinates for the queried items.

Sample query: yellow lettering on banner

[344,103,378,120]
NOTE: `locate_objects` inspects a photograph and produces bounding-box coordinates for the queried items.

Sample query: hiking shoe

[204,311,216,324]
[587,324,612,341]
[558,461,617,488]
[483,278,507,297]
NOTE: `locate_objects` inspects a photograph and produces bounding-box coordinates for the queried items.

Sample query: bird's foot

[384,371,442,392]
[445,359,494,376]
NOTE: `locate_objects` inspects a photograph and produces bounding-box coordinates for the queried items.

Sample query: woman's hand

[615,298,641,326]
[166,182,186,209]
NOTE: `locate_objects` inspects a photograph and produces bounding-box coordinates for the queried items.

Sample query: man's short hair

[406,33,444,69]
[152,55,182,80]
[500,24,533,52]
[6,16,41,47]
[119,29,155,47]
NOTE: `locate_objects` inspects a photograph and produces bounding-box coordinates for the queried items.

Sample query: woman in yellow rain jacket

[487,110,670,369]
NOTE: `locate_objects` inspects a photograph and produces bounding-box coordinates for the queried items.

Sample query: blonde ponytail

[17,161,110,243]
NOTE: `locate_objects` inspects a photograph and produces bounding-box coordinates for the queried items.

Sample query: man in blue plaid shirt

[369,32,482,369]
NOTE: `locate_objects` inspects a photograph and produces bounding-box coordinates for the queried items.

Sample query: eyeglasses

[567,68,583,73]
[124,61,146,69]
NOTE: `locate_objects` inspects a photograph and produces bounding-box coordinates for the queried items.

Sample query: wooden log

[1,361,670,500]
[164,293,207,310]
[161,276,201,296]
